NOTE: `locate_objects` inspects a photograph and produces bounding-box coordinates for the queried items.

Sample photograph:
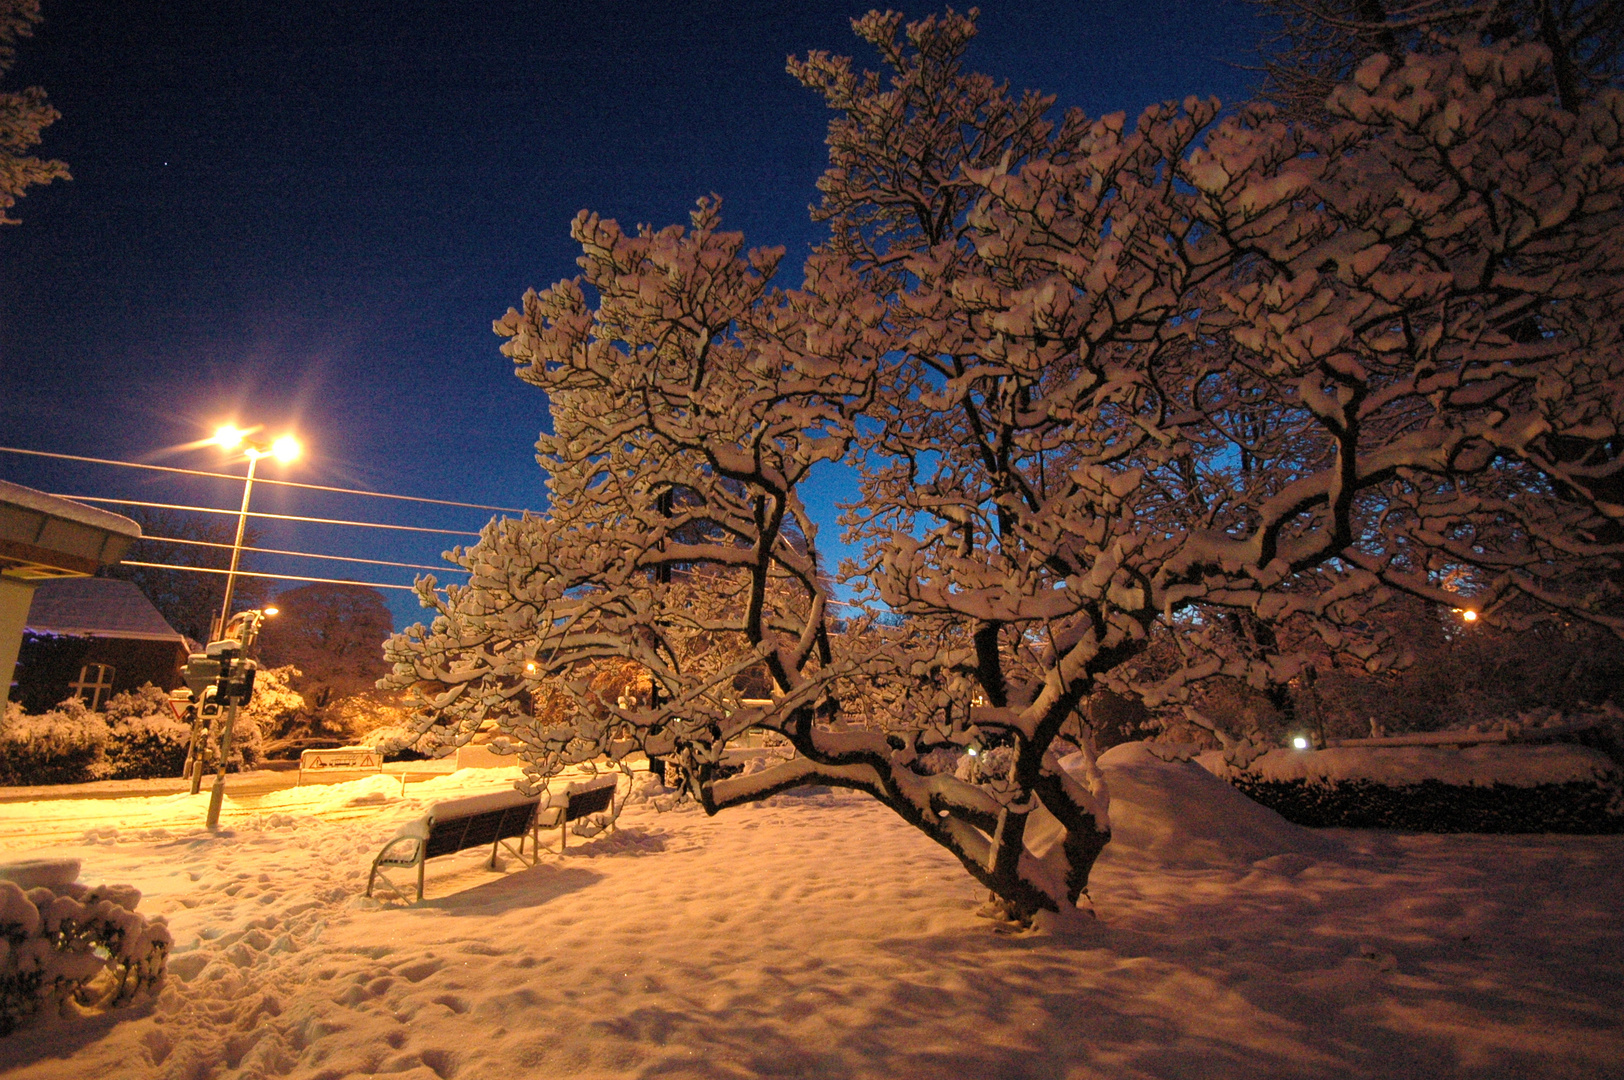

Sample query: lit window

[70,663,116,710]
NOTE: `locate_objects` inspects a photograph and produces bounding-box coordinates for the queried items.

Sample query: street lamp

[210,424,300,642]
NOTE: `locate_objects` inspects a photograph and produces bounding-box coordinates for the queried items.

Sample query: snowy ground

[1,746,1621,1080]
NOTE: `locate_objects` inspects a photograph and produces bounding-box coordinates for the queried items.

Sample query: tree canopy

[259,584,394,709]
[385,9,1624,922]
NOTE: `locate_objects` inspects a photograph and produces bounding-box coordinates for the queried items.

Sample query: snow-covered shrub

[365,723,456,761]
[0,880,170,1036]
[1213,743,1624,833]
[99,684,190,780]
[0,700,109,786]
[324,689,414,741]
[103,711,191,780]
[240,664,305,738]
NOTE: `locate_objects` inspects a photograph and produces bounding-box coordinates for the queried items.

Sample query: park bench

[366,775,619,902]
[540,774,618,853]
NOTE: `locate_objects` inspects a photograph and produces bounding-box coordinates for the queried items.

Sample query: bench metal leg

[367,860,422,905]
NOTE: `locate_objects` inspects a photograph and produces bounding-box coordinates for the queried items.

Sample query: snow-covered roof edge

[0,479,141,538]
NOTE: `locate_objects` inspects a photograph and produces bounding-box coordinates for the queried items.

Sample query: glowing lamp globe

[270,436,301,463]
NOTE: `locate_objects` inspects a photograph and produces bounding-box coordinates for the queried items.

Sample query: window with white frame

[70,663,116,710]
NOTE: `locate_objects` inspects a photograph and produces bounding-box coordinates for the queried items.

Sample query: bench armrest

[374,819,431,866]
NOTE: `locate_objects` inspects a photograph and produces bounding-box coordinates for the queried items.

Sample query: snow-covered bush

[100,685,190,780]
[0,677,280,785]
[103,712,191,780]
[240,664,305,738]
[386,12,1624,922]
[0,880,170,1037]
[366,722,455,761]
[0,699,108,785]
[323,689,415,741]
[1210,741,1624,833]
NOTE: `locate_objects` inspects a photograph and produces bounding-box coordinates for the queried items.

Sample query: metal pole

[205,697,238,829]
[214,453,259,641]
[189,702,216,795]
[182,702,206,788]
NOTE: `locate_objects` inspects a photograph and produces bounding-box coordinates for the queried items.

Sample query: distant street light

[209,424,301,641]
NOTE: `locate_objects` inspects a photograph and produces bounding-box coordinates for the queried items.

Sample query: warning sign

[298,747,384,780]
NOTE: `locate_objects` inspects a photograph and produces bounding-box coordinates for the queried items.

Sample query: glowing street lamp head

[263,606,279,617]
[1292,736,1310,750]
[213,425,245,450]
[1453,608,1479,623]
[270,435,301,463]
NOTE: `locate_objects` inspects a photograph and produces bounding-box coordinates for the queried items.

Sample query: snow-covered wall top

[1200,744,1619,789]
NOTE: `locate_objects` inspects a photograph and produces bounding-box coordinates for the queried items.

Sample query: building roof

[24,577,187,643]
[0,479,142,579]
[0,480,141,536]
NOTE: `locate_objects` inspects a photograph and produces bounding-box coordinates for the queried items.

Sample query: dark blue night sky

[0,1,1259,627]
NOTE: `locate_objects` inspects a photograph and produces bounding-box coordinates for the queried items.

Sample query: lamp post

[210,426,300,641]
[196,425,297,831]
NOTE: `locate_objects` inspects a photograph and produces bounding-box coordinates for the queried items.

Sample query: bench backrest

[422,801,538,860]
[563,782,616,822]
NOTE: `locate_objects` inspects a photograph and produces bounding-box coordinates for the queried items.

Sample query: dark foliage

[9,632,89,714]
[1230,773,1624,833]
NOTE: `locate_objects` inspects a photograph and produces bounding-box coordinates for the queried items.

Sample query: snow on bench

[365,775,620,902]
[537,774,619,854]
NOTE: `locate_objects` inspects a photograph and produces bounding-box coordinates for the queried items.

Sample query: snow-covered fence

[0,860,171,1036]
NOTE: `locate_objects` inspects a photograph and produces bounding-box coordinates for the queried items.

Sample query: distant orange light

[1461,610,1478,622]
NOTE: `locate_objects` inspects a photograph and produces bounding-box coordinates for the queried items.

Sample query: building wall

[9,632,187,712]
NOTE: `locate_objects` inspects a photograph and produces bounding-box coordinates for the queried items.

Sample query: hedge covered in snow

[1202,744,1624,833]
[0,874,170,1036]
[0,685,265,786]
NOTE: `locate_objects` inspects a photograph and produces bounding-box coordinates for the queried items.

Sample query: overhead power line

[141,533,470,574]
[51,495,484,537]
[119,561,425,591]
[0,445,537,514]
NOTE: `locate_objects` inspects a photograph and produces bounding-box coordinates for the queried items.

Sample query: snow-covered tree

[259,584,394,708]
[1249,0,1624,118]
[386,10,1624,922]
[0,0,66,224]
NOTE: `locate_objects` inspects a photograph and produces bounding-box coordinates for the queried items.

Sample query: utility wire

[140,533,470,574]
[1,445,537,514]
[119,561,425,591]
[51,495,484,537]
